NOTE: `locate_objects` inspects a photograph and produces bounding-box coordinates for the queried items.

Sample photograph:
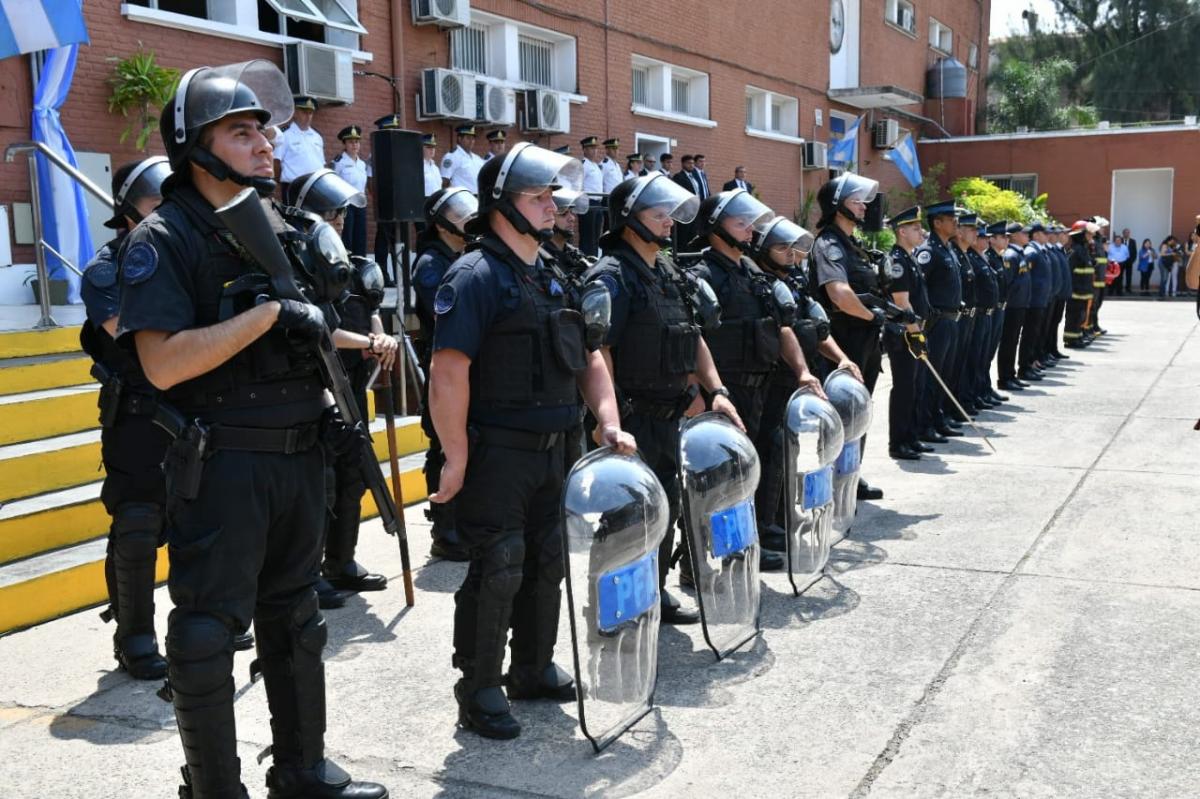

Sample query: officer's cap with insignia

[455,124,477,136]
[888,205,923,229]
[1005,221,1024,235]
[985,220,1010,237]
[580,135,599,148]
[957,211,979,227]
[374,113,401,130]
[627,152,643,162]
[337,125,362,141]
[603,138,619,148]
[1027,221,1046,234]
[422,132,437,147]
[294,96,317,112]
[924,200,959,227]
[553,144,570,155]
[976,220,989,236]
[486,129,506,143]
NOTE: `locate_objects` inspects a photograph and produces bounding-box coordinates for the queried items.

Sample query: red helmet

[1069,220,1090,236]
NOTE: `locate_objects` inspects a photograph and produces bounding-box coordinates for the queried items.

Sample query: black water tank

[926,57,967,99]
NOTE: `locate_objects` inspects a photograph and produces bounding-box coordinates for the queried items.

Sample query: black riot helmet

[105,156,171,229]
[552,186,589,241]
[816,171,879,228]
[285,168,366,216]
[603,173,699,248]
[424,187,479,239]
[694,189,773,252]
[752,215,815,269]
[468,141,583,242]
[159,60,293,197]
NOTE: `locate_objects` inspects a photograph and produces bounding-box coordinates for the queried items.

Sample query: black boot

[266,759,388,799]
[324,560,387,593]
[506,525,575,701]
[427,503,469,561]
[856,479,884,501]
[505,662,576,701]
[110,504,167,680]
[454,679,520,739]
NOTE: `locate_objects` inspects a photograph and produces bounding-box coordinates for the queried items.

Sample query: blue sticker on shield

[835,438,861,476]
[802,465,834,510]
[709,499,757,558]
[122,241,158,285]
[433,284,456,315]
[596,550,659,634]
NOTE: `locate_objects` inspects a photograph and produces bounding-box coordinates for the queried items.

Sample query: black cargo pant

[324,373,372,578]
[884,333,919,448]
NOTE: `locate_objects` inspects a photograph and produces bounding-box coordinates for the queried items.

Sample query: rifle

[215,188,415,606]
[857,292,921,325]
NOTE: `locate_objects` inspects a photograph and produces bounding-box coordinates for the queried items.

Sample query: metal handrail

[4,141,113,329]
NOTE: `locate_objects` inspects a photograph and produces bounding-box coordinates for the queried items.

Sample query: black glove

[898,308,919,325]
[905,331,928,360]
[264,296,327,340]
[869,307,888,327]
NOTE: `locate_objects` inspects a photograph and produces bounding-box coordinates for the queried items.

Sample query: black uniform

[811,226,884,393]
[80,234,170,680]
[433,235,585,708]
[543,238,595,473]
[1020,242,1052,373]
[885,245,929,450]
[915,232,962,435]
[966,246,998,406]
[118,184,338,796]
[985,246,1010,395]
[949,241,976,406]
[1042,242,1072,358]
[998,243,1031,383]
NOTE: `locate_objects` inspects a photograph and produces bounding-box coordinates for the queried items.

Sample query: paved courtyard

[2,299,1198,798]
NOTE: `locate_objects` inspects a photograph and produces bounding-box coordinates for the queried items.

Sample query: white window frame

[967,41,980,70]
[630,54,715,128]
[984,173,1039,198]
[452,10,580,97]
[120,1,373,60]
[929,17,953,54]
[828,109,859,173]
[744,85,802,144]
[885,0,916,36]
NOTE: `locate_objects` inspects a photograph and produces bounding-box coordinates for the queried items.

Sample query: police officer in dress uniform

[422,132,442,198]
[117,61,387,799]
[809,173,889,496]
[426,143,636,740]
[1042,225,1073,363]
[1019,222,1052,382]
[998,223,1032,391]
[600,138,624,194]
[882,206,932,460]
[412,188,478,562]
[285,170,394,606]
[965,217,1001,411]
[81,156,173,681]
[983,221,1013,405]
[915,201,965,443]
[273,95,324,199]
[484,129,507,160]
[587,174,745,622]
[331,125,368,257]
[1064,220,1095,348]
[578,136,604,257]
[440,124,486,194]
[948,212,977,415]
[1033,224,1064,370]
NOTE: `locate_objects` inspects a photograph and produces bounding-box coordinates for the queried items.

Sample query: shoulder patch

[442,156,454,169]
[85,252,118,289]
[916,250,932,265]
[433,284,456,315]
[886,258,905,279]
[122,241,159,285]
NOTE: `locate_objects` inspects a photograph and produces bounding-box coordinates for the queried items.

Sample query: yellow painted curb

[0,356,93,396]
[0,391,99,446]
[0,326,82,359]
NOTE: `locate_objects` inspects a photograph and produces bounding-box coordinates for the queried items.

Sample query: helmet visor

[295,169,366,213]
[714,190,773,230]
[628,174,699,224]
[832,173,879,205]
[553,187,589,215]
[434,188,479,230]
[760,216,815,255]
[495,142,583,198]
[177,60,294,145]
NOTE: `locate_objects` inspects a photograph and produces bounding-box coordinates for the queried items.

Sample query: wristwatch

[707,385,731,409]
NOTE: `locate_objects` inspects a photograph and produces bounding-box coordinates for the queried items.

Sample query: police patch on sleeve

[442,156,454,170]
[433,284,456,315]
[84,253,118,288]
[122,241,159,285]
[886,258,905,279]
[916,250,932,266]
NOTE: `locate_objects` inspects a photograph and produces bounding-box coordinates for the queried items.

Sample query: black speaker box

[863,192,887,233]
[371,128,425,222]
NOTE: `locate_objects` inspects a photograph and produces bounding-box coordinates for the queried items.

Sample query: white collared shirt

[440,145,486,194]
[601,156,623,193]
[582,159,603,194]
[424,159,442,196]
[274,124,326,183]
[331,152,367,193]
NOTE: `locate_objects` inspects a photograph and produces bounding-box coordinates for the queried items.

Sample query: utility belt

[977,307,995,317]
[998,302,1008,311]
[724,371,771,390]
[926,308,961,325]
[963,307,977,319]
[622,385,699,422]
[91,362,159,429]
[471,424,564,452]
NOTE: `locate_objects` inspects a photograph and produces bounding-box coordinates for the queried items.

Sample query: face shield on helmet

[479,142,583,241]
[552,187,587,240]
[288,169,367,215]
[430,188,479,237]
[826,172,879,227]
[703,189,773,251]
[608,174,698,247]
[754,216,815,266]
[107,156,171,228]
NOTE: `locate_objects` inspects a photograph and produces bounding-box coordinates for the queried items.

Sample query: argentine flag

[884,132,923,187]
[0,0,88,60]
[827,115,862,169]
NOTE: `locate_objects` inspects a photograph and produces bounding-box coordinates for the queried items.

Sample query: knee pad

[112,503,163,558]
[288,592,327,657]
[480,531,525,602]
[166,612,234,696]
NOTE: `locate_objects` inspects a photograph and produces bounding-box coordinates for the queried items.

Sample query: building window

[262,0,365,34]
[929,18,952,54]
[128,0,226,20]
[885,0,916,34]
[985,173,1039,198]
[631,55,711,123]
[518,35,553,87]
[450,11,578,94]
[744,85,799,139]
[967,41,979,69]
[451,25,488,74]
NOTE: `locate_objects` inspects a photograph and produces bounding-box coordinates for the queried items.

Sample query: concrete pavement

[1,300,1198,798]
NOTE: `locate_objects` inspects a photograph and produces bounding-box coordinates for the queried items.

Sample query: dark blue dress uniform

[998,238,1031,383]
[949,237,976,406]
[884,238,929,452]
[80,233,170,679]
[1042,236,1072,359]
[966,242,998,407]
[1020,234,1052,374]
[433,234,585,710]
[117,183,336,791]
[984,227,1011,397]
[914,223,962,436]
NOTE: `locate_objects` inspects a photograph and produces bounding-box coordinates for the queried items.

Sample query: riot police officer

[286,170,394,604]
[587,174,744,623]
[810,173,889,495]
[543,187,594,278]
[117,61,387,798]
[882,206,931,459]
[413,187,478,562]
[915,201,965,443]
[81,156,172,680]
[426,143,635,740]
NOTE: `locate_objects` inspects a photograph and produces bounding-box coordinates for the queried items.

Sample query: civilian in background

[1137,238,1156,294]
[693,154,711,198]
[723,165,754,193]
[1106,235,1128,297]
[640,154,656,176]
[659,152,674,175]
[1160,235,1182,298]
[1118,227,1135,295]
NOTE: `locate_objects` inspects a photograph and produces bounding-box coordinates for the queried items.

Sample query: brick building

[0,0,990,276]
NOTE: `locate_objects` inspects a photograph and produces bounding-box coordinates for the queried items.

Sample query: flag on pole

[0,0,88,60]
[884,132,923,187]
[827,115,862,169]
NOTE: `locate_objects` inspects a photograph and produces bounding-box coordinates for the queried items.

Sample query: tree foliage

[988,58,1098,132]
[107,48,179,152]
[950,177,1051,224]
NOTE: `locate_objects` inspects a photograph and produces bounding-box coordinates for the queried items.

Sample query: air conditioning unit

[420,68,476,119]
[522,89,570,134]
[475,79,517,126]
[283,42,354,105]
[803,141,828,170]
[411,0,469,28]
[872,119,900,149]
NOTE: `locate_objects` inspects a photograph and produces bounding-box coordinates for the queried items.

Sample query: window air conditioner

[283,42,354,105]
[420,68,476,119]
[522,89,570,134]
[803,141,828,170]
[412,0,469,28]
[475,79,517,126]
[873,119,901,149]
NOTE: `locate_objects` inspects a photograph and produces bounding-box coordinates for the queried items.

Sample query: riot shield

[783,388,845,595]
[562,447,669,753]
[824,368,873,547]
[678,412,762,660]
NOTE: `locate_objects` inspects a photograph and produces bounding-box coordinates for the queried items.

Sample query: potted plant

[24,271,70,305]
[107,47,180,151]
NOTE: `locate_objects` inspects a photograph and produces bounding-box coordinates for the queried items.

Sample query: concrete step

[0,324,83,358]
[0,416,428,563]
[0,385,102,446]
[0,352,93,396]
[0,451,429,635]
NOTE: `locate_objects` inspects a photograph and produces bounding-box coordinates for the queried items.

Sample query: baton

[374,355,416,606]
[917,354,997,453]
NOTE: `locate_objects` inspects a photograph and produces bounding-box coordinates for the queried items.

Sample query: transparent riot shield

[824,368,873,547]
[678,412,762,660]
[562,447,669,753]
[783,388,845,595]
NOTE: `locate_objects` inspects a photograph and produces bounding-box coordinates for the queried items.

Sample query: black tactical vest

[699,250,780,375]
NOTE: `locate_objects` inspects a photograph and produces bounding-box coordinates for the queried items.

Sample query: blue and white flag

[0,0,89,60]
[884,132,923,187]
[827,115,862,169]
